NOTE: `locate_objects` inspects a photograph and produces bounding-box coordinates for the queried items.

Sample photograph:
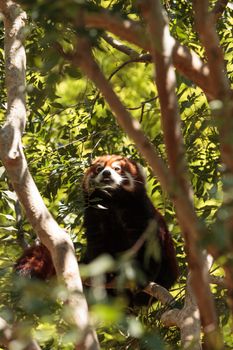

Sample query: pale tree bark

[145,271,227,350]
[161,275,201,350]
[0,2,99,350]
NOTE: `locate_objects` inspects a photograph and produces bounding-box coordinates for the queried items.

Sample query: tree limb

[142,2,223,349]
[193,0,233,170]
[143,282,174,305]
[0,2,99,349]
[102,32,139,57]
[0,0,26,162]
[161,274,202,350]
[193,0,233,315]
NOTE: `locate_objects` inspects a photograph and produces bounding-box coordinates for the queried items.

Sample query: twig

[102,32,138,57]
[88,53,151,118]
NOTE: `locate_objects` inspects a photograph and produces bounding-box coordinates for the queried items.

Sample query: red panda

[15,155,178,302]
[82,155,178,291]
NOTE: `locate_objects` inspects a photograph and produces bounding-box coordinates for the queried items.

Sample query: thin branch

[142,2,223,348]
[102,32,138,57]
[143,282,174,305]
[84,10,214,98]
[0,2,99,349]
[89,53,151,119]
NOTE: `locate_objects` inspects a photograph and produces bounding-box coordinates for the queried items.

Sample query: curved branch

[193,0,233,172]
[0,2,99,349]
[102,32,138,57]
[142,3,222,349]
[84,10,214,98]
[143,282,174,305]
[161,275,202,350]
[193,0,233,315]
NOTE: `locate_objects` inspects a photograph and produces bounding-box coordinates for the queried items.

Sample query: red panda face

[83,155,146,193]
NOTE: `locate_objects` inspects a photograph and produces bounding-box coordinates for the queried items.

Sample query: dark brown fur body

[83,183,178,290]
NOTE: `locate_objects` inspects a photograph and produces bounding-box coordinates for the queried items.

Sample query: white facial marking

[121,171,135,191]
[94,166,122,189]
[111,161,121,171]
[85,159,146,193]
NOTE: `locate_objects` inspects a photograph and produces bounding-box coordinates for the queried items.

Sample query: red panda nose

[102,169,111,177]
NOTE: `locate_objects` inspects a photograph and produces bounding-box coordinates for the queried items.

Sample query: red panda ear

[125,158,146,184]
[135,162,146,185]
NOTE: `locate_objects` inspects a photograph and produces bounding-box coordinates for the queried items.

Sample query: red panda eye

[96,165,104,173]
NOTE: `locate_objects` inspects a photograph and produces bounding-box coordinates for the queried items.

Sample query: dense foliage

[0,1,233,349]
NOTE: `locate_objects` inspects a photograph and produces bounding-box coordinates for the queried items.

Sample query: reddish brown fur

[15,244,55,279]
